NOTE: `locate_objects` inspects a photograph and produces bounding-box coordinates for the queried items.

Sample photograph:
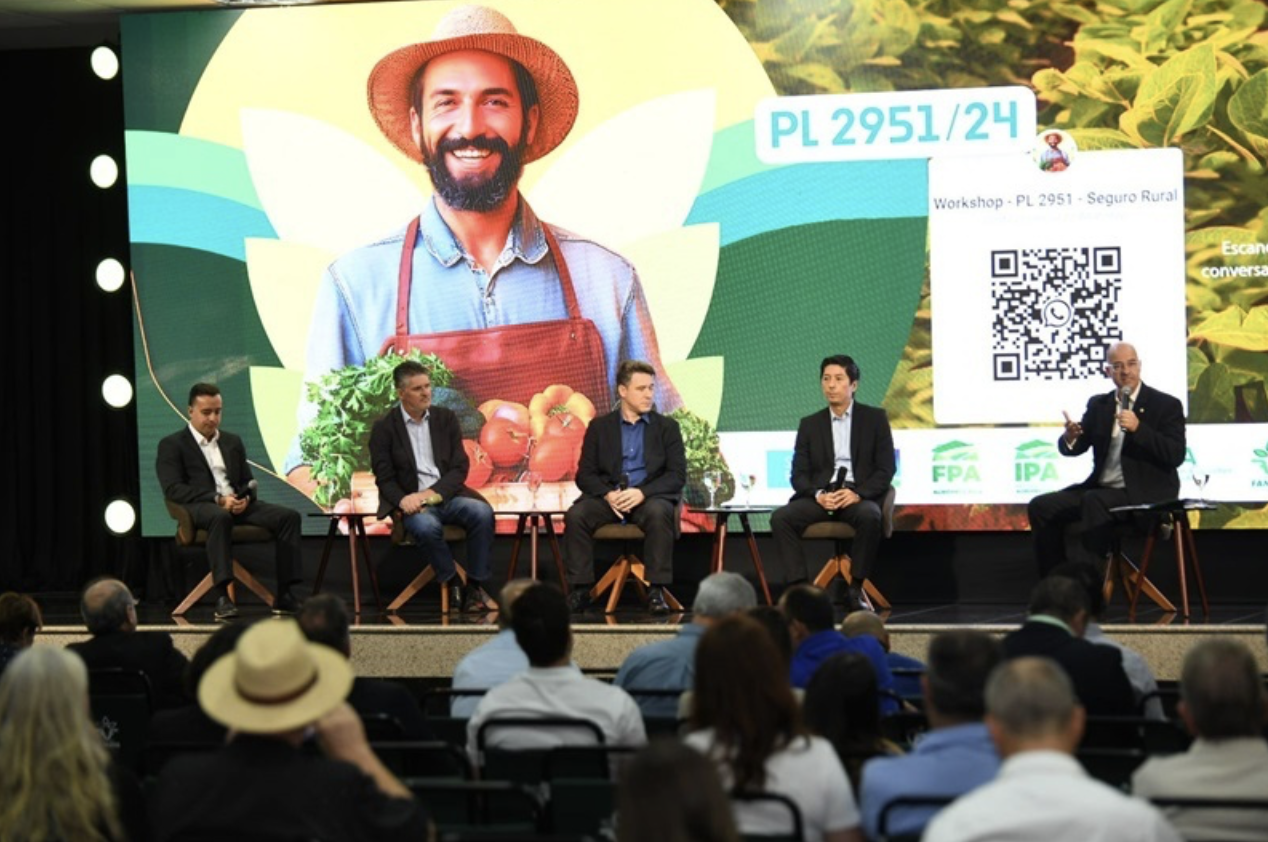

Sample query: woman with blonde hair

[0,646,145,842]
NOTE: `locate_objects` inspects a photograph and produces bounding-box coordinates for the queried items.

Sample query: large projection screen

[123,0,1268,536]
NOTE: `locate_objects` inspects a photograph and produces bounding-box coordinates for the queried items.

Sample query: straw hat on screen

[367,4,580,165]
[198,620,353,734]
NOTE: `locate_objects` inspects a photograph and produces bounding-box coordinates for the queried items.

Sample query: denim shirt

[287,196,680,472]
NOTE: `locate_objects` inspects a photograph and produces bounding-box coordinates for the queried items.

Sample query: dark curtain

[1,47,139,594]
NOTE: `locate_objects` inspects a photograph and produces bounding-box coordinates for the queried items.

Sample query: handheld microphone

[617,474,630,524]
[1118,386,1132,433]
[832,466,848,491]
[234,479,258,502]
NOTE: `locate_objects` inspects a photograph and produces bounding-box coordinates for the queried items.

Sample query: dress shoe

[445,580,464,614]
[463,582,495,613]
[566,588,593,613]
[646,586,671,616]
[214,596,239,621]
[271,591,299,615]
[844,583,866,614]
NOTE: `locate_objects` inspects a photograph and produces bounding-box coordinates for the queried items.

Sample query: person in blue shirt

[450,579,536,718]
[286,5,680,484]
[859,630,1004,840]
[614,572,756,718]
[841,609,925,702]
[779,584,897,713]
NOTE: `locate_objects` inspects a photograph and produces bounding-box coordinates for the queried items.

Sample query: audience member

[615,572,756,718]
[923,657,1180,842]
[148,620,428,841]
[802,652,902,793]
[0,646,148,842]
[678,603,794,720]
[859,630,1003,840]
[1001,576,1135,716]
[450,579,536,718]
[147,621,252,746]
[67,577,190,710]
[0,592,41,677]
[1049,561,1163,718]
[467,584,645,761]
[299,593,431,739]
[685,615,864,842]
[1133,639,1268,841]
[781,584,896,712]
[841,609,925,700]
[617,738,740,842]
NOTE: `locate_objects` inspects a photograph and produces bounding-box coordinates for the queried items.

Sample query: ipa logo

[932,440,980,484]
[1015,439,1059,484]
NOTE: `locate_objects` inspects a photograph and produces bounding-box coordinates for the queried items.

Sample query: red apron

[379,216,612,410]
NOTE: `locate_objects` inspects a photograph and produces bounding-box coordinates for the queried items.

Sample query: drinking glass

[525,471,543,508]
[702,471,719,508]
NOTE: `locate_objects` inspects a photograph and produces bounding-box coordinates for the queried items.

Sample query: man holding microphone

[1027,341,1186,576]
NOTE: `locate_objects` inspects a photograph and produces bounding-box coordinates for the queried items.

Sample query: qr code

[990,247,1122,381]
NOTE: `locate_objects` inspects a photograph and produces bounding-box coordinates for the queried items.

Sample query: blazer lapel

[391,408,419,475]
[816,409,834,467]
[182,432,216,487]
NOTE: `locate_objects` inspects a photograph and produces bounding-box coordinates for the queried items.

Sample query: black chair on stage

[800,486,895,610]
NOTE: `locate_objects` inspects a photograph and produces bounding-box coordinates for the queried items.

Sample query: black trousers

[770,496,883,584]
[563,496,675,586]
[1027,485,1132,576]
[187,500,302,591]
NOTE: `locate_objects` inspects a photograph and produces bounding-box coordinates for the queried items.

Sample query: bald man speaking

[1027,341,1186,576]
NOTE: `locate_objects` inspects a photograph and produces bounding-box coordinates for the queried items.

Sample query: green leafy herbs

[669,407,737,505]
[299,352,453,507]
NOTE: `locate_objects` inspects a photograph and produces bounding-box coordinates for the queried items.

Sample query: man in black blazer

[564,360,686,614]
[156,382,302,620]
[368,360,495,612]
[67,577,191,709]
[1002,576,1136,717]
[1027,342,1186,575]
[770,355,896,610]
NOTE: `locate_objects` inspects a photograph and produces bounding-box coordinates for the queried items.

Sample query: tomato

[478,399,530,429]
[479,418,531,468]
[462,439,494,488]
[542,413,586,449]
[529,436,578,482]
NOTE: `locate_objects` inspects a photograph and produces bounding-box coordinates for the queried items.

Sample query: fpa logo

[932,440,980,484]
[1252,443,1268,487]
[1014,439,1059,484]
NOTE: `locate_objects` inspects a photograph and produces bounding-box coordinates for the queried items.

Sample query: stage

[36,596,1268,683]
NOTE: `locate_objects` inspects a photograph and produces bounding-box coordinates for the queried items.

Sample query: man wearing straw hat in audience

[288,3,680,484]
[148,620,430,841]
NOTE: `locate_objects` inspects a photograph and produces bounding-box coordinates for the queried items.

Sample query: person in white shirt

[924,656,1181,842]
[466,583,644,764]
[1133,639,1268,841]
[684,614,863,842]
[450,579,536,718]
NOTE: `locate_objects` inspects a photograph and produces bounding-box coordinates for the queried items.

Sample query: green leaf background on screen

[669,408,737,506]
[299,352,454,508]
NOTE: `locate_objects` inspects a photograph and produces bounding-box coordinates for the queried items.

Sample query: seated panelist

[770,355,895,612]
[564,360,685,615]
[1027,341,1185,576]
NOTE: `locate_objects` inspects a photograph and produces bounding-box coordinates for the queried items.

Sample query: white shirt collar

[188,423,218,447]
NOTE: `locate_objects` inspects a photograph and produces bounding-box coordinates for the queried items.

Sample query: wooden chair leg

[812,556,844,589]
[591,558,632,614]
[172,573,215,616]
[231,561,275,605]
[387,566,438,613]
[837,554,892,610]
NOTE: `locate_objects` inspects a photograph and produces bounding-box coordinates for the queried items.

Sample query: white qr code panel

[929,148,1188,425]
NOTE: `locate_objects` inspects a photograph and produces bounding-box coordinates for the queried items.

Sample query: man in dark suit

[1002,576,1135,717]
[564,360,686,615]
[1027,341,1186,575]
[770,355,896,611]
[68,577,191,709]
[156,382,302,620]
[369,360,495,612]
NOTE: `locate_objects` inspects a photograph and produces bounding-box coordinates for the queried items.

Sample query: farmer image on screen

[286,4,681,488]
